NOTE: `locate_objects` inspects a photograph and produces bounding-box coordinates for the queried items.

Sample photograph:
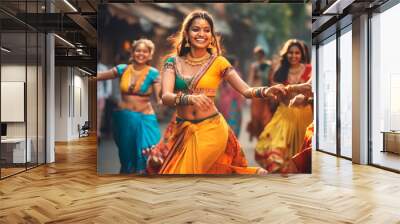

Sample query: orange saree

[159,55,258,174]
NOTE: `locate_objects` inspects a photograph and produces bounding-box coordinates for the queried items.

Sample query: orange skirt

[159,114,258,174]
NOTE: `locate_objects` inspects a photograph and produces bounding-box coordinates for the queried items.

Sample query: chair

[78,121,90,138]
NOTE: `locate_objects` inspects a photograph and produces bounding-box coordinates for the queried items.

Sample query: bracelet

[174,93,192,106]
[181,94,188,105]
[286,85,292,94]
[250,88,255,98]
[251,88,256,98]
[183,94,192,105]
[163,62,174,71]
[174,92,182,106]
[250,87,266,98]
[260,87,268,98]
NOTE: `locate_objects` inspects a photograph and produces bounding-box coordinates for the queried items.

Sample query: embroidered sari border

[189,54,217,91]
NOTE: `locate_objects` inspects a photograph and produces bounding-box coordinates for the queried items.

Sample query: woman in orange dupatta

[158,11,286,175]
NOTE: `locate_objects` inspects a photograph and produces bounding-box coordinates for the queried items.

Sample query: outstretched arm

[225,69,287,99]
[97,68,118,81]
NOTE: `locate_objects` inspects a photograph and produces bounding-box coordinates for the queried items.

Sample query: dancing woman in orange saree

[159,11,285,174]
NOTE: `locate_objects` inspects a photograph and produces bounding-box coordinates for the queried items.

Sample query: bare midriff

[119,94,154,114]
[176,96,218,120]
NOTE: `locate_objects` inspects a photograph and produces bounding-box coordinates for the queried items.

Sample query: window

[317,35,337,154]
[0,1,47,179]
[339,27,352,158]
[370,3,400,171]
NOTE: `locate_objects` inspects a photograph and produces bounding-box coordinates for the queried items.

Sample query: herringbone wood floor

[1,136,400,224]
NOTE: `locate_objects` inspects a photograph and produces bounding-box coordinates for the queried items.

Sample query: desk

[1,138,31,163]
[381,131,400,154]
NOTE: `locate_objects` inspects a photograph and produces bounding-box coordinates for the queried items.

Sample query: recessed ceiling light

[322,0,355,15]
[78,67,92,76]
[1,47,11,53]
[54,34,75,48]
[63,0,78,12]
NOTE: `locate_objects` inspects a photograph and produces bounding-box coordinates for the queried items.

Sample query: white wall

[1,65,31,138]
[54,67,89,141]
[1,63,46,163]
[55,67,69,141]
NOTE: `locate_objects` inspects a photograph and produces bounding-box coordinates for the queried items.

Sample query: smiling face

[287,45,303,66]
[132,43,151,65]
[186,18,212,50]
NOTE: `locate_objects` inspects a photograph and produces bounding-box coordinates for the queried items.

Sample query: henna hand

[263,84,287,100]
[289,94,306,107]
[191,94,213,110]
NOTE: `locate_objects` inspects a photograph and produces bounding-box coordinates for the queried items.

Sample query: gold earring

[185,41,190,48]
[207,42,213,50]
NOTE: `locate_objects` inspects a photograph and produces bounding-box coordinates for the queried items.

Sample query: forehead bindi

[190,18,211,29]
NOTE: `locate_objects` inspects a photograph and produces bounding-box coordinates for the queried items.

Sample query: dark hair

[168,10,222,57]
[274,39,307,83]
[253,46,265,56]
[301,40,311,64]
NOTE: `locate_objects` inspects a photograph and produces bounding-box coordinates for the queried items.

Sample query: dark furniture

[78,121,90,138]
[381,131,400,154]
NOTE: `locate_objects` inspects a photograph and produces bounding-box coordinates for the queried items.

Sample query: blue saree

[112,64,161,174]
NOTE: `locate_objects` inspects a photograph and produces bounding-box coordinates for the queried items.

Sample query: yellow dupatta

[120,65,150,95]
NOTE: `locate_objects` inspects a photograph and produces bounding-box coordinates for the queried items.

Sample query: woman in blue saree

[97,39,161,174]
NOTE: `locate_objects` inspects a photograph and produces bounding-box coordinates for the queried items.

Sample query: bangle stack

[286,85,294,93]
[174,92,182,106]
[174,92,192,106]
[250,87,267,98]
[163,62,174,71]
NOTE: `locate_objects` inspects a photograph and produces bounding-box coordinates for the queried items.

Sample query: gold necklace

[184,53,211,66]
[289,64,304,75]
[129,65,149,81]
[132,64,147,72]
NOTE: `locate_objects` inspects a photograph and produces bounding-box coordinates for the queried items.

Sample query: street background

[97,3,311,174]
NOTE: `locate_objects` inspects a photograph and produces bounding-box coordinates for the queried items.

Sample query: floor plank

[1,135,400,223]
